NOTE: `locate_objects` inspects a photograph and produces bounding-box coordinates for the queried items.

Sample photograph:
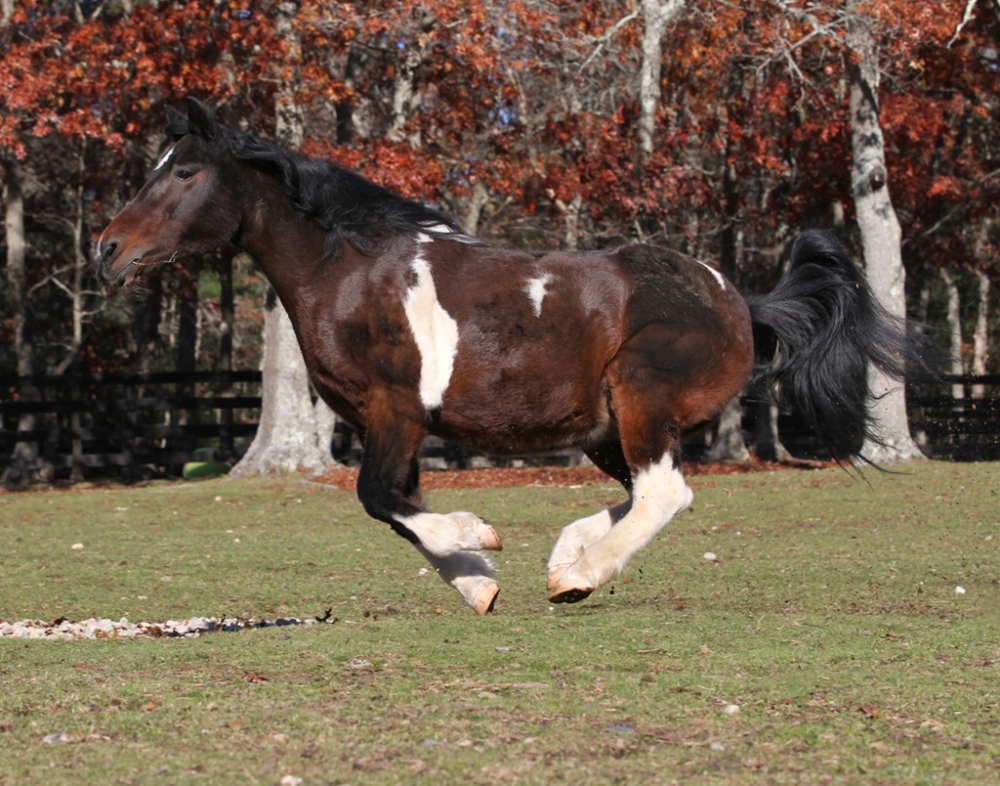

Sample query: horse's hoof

[471,580,500,615]
[546,564,569,592]
[477,522,503,552]
[548,576,594,604]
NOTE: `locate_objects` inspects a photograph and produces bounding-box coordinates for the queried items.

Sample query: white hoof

[546,564,571,593]
[476,521,503,552]
[453,575,500,615]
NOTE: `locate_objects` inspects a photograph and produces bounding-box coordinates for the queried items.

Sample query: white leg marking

[696,258,727,290]
[525,273,554,317]
[403,251,460,409]
[416,546,499,615]
[397,510,502,558]
[154,144,177,172]
[551,454,692,599]
[547,501,631,589]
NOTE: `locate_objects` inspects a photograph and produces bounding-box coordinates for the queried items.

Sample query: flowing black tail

[745,230,925,462]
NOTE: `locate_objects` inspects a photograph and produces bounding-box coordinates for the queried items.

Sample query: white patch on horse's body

[416,227,482,246]
[525,273,554,317]
[549,454,692,596]
[420,222,457,235]
[696,258,727,290]
[403,251,460,409]
[154,144,177,171]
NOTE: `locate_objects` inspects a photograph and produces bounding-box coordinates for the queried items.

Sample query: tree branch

[948,0,979,47]
[576,7,641,77]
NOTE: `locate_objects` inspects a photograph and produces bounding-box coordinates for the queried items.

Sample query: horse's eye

[175,169,194,182]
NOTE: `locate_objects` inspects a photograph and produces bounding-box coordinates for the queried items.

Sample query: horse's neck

[236,177,329,309]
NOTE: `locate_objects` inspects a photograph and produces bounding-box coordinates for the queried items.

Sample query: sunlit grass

[1,461,998,783]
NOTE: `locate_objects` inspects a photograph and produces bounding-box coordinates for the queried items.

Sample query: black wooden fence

[1,371,997,483]
[909,374,1000,462]
[0,371,262,481]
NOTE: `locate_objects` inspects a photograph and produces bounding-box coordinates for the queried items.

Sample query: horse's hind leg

[548,445,692,603]
[549,326,718,604]
[357,396,502,614]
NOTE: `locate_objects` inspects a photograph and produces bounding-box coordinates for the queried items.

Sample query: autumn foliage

[1,0,997,379]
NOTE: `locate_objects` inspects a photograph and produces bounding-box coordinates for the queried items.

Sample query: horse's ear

[164,104,188,139]
[185,97,218,142]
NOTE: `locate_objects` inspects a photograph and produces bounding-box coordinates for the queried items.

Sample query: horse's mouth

[108,251,179,297]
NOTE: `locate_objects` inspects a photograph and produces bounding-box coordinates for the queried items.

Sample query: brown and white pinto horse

[95,99,919,614]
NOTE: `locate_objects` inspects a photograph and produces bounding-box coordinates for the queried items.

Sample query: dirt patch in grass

[314,457,823,492]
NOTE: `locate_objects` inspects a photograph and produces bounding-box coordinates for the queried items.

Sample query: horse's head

[95,98,242,296]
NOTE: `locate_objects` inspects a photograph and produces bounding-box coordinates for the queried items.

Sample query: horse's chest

[298,278,423,423]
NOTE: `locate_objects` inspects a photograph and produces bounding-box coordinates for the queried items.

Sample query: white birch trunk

[638,0,684,157]
[940,269,965,399]
[846,4,923,464]
[2,156,39,486]
[232,294,334,475]
[971,269,990,399]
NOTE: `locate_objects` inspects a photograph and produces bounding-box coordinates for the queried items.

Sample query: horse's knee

[356,476,421,544]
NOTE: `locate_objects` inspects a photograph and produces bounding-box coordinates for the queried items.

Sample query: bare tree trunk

[387,11,434,144]
[50,143,90,375]
[563,193,583,250]
[2,157,38,486]
[940,269,965,399]
[706,398,749,462]
[458,179,489,237]
[846,3,923,464]
[232,291,334,475]
[232,3,336,475]
[710,140,751,461]
[971,268,990,399]
[638,0,684,157]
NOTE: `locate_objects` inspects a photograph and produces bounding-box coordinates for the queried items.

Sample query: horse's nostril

[101,241,119,265]
[96,240,121,280]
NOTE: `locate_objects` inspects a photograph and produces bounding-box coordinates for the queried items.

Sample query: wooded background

[1,0,998,477]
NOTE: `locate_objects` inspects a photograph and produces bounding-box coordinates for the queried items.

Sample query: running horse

[95,99,918,614]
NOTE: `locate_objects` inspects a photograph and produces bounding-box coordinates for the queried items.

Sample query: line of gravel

[0,615,321,640]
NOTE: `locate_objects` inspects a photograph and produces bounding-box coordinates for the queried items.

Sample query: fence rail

[909,374,1000,462]
[1,371,263,482]
[1,371,997,483]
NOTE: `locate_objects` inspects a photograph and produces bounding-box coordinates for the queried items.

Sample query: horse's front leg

[357,398,502,614]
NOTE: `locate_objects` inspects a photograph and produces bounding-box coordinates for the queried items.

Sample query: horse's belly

[434,374,611,455]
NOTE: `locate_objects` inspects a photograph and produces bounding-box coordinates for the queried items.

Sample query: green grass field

[1,461,998,784]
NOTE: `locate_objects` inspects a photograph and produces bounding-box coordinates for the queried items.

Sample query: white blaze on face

[525,273,554,317]
[154,144,177,172]
[403,251,459,410]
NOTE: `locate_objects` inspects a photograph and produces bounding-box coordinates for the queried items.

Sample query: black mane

[165,105,472,255]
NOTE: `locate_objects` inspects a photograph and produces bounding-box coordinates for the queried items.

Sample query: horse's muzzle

[94,239,121,284]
